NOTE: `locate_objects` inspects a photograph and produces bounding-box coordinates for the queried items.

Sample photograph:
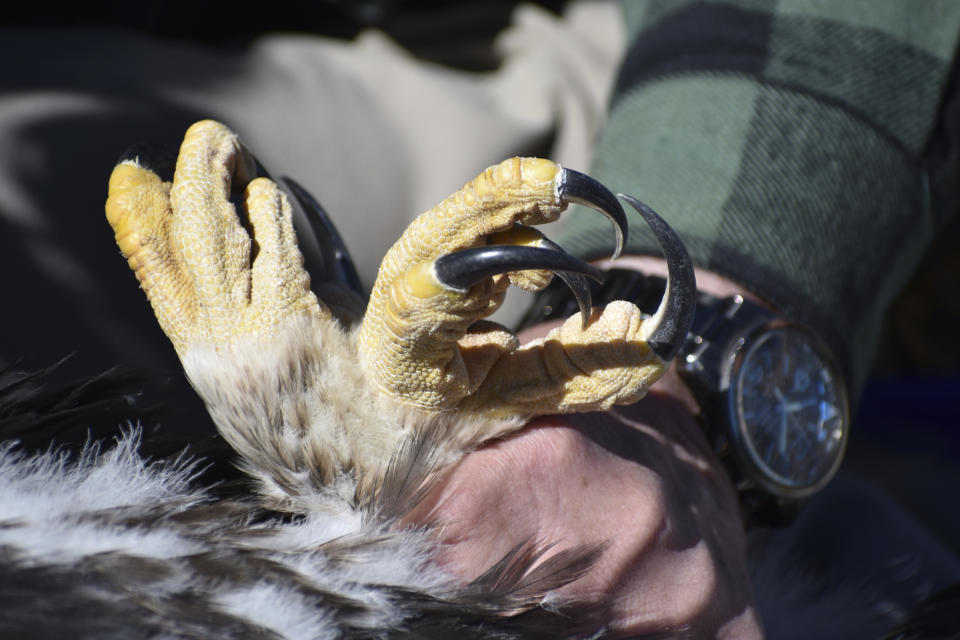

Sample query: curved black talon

[558,168,628,259]
[435,245,604,323]
[116,143,176,182]
[619,194,696,362]
[538,236,596,328]
[280,176,365,297]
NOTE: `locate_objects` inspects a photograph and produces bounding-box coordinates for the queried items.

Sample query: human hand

[405,264,765,639]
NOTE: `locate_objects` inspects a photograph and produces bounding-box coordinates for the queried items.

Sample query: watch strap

[517,268,668,329]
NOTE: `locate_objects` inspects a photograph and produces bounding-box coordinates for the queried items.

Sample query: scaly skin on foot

[358,157,666,416]
[105,120,692,487]
[106,120,324,357]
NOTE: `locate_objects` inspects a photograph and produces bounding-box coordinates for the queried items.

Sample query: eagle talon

[434,241,603,325]
[557,168,628,258]
[358,155,693,420]
[433,245,603,293]
[535,234,598,328]
[618,194,696,362]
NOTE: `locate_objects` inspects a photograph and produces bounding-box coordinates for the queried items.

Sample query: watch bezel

[719,318,849,500]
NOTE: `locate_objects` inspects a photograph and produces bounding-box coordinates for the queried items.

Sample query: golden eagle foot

[105,120,694,502]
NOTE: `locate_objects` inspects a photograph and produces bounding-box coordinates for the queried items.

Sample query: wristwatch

[676,277,849,525]
[518,268,850,526]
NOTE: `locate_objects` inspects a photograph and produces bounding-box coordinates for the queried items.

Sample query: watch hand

[783,398,817,412]
[769,385,789,456]
[779,395,788,456]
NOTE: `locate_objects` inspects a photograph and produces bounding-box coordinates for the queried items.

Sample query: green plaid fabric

[560,0,960,399]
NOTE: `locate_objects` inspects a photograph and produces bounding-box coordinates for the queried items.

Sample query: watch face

[728,324,848,496]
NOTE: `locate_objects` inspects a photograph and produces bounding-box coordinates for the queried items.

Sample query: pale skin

[406,258,765,639]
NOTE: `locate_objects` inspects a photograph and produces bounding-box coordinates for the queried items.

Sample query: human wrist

[548,255,848,526]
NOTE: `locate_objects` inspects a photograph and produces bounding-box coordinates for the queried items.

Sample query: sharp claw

[116,143,176,181]
[558,168,628,259]
[434,245,604,321]
[279,176,365,296]
[618,194,696,361]
[553,270,594,328]
[537,236,594,328]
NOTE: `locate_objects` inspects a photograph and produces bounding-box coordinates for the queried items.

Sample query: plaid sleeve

[559,0,960,398]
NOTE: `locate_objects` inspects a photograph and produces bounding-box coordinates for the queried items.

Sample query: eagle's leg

[358,158,695,420]
[106,120,393,501]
